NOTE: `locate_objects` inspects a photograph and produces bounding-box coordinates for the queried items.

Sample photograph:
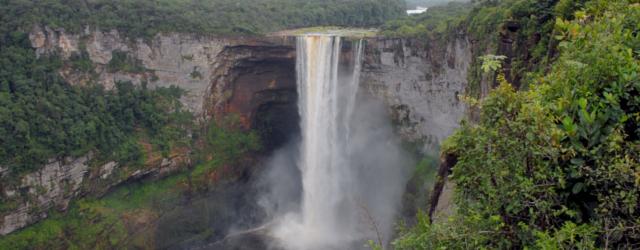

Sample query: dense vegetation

[0,0,405,38]
[380,2,471,38]
[381,0,587,95]
[394,0,640,248]
[0,31,190,175]
[0,115,261,249]
[464,0,586,91]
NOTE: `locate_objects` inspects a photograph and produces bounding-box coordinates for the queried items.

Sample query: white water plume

[261,34,412,250]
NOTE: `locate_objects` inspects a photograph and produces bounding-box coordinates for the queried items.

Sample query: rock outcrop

[428,153,458,222]
[0,151,191,235]
[361,37,470,153]
[1,155,90,235]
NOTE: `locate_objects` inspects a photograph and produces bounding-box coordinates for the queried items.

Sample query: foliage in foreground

[394,1,640,248]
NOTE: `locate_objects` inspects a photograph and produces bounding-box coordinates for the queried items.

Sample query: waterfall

[298,34,363,244]
[271,35,364,249]
[270,34,409,250]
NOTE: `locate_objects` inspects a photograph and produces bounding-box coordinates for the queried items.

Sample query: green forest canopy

[381,1,472,38]
[0,0,406,38]
[0,31,192,175]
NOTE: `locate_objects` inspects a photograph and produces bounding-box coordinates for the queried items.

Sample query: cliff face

[28,26,296,120]
[0,150,190,235]
[361,37,470,153]
[0,156,90,235]
[27,26,470,153]
[30,26,225,116]
[2,29,470,235]
[0,27,297,235]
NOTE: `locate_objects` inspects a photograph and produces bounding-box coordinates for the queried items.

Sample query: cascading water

[271,35,364,249]
[268,34,411,250]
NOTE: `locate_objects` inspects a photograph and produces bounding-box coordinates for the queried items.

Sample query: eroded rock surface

[29,26,295,119]
[1,156,90,235]
[361,37,470,153]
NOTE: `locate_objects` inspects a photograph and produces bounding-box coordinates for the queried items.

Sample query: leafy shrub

[201,114,262,165]
[394,210,503,249]
[69,50,94,73]
[107,50,146,73]
[533,222,598,249]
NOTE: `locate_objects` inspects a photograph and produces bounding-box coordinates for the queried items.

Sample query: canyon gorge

[3,1,637,249]
[1,25,470,248]
[2,25,470,233]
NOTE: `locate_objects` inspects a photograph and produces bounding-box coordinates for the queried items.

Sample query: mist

[254,36,414,250]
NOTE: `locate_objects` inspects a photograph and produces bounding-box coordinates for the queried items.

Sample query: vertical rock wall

[1,156,90,235]
[28,26,296,119]
[361,37,471,153]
